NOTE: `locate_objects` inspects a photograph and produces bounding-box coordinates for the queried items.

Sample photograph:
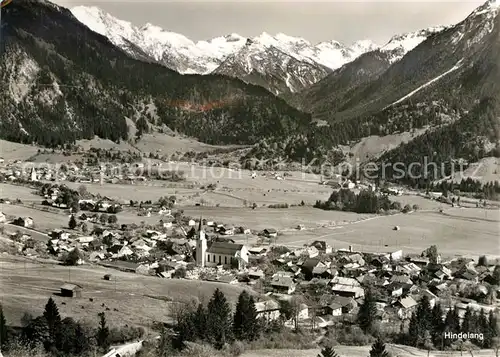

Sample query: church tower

[195,217,207,267]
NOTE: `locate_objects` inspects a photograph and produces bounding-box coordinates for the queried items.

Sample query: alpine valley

[0,0,499,186]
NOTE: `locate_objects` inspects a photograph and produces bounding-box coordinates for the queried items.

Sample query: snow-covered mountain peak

[350,39,380,55]
[222,33,246,42]
[470,0,500,17]
[380,26,446,63]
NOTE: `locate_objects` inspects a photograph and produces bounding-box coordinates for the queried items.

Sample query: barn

[60,283,83,298]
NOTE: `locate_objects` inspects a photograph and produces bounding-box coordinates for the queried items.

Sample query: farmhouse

[12,216,34,228]
[60,283,83,298]
[255,300,280,321]
[263,228,277,238]
[270,276,296,294]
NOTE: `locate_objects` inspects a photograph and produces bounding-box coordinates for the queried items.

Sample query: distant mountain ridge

[69,6,444,95]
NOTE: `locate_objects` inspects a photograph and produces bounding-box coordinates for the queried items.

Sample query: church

[195,221,249,270]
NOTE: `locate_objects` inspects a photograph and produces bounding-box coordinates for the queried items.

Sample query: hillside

[0,0,310,147]
[252,0,500,173]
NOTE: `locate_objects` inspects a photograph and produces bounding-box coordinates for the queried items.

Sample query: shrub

[108,325,145,345]
[173,267,187,279]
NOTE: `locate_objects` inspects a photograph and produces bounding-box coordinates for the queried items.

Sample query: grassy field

[182,206,373,231]
[62,181,201,203]
[0,255,254,331]
[242,345,496,357]
[251,207,500,259]
[0,183,42,201]
[0,140,39,161]
[0,204,69,231]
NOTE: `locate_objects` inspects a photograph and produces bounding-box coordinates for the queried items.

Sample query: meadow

[247,207,500,259]
[0,255,253,331]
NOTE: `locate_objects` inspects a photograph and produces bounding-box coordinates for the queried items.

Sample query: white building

[196,222,248,270]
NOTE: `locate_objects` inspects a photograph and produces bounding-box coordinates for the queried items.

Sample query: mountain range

[70,6,442,95]
[0,0,499,184]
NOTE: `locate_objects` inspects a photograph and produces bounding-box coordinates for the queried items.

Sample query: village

[0,164,498,331]
[0,152,499,357]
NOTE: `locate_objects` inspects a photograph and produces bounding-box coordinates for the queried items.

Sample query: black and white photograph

[0,0,499,356]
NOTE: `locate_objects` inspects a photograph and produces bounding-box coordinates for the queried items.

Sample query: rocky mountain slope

[70,6,378,94]
[246,0,499,183]
[293,26,446,113]
[0,0,310,147]
[302,0,499,123]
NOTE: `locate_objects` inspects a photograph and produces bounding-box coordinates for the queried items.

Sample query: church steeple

[196,215,207,267]
[198,215,203,232]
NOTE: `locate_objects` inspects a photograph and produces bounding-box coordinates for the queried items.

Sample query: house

[331,285,365,299]
[219,226,235,236]
[263,228,278,238]
[255,300,281,321]
[330,296,357,313]
[395,296,418,319]
[0,212,6,223]
[326,302,343,317]
[270,276,296,294]
[248,246,267,256]
[330,276,361,287]
[77,236,95,244]
[247,269,265,280]
[195,223,248,270]
[301,258,324,280]
[310,240,333,254]
[12,216,34,228]
[60,283,83,298]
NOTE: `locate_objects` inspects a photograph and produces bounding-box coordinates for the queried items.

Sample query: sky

[52,1,485,45]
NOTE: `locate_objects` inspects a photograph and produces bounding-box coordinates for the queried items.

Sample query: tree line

[430,179,500,200]
[356,289,500,353]
[0,298,119,357]
[314,189,399,214]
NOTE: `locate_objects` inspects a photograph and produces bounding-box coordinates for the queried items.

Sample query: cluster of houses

[0,161,151,185]
[41,217,497,330]
[241,244,499,328]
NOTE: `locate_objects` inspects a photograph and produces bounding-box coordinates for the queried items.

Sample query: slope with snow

[71,6,247,74]
[70,6,379,91]
[380,26,447,63]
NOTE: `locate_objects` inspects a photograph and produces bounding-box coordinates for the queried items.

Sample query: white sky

[53,0,485,45]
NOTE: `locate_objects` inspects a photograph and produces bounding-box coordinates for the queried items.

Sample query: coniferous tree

[486,310,499,348]
[478,309,489,347]
[317,345,340,357]
[22,316,49,348]
[43,297,61,344]
[192,303,207,341]
[0,304,7,348]
[206,288,234,349]
[233,291,260,341]
[357,289,377,333]
[493,265,500,286]
[68,215,77,229]
[408,313,420,347]
[430,303,444,347]
[369,338,389,357]
[96,312,109,350]
[462,306,473,333]
[416,295,432,331]
[443,306,460,347]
